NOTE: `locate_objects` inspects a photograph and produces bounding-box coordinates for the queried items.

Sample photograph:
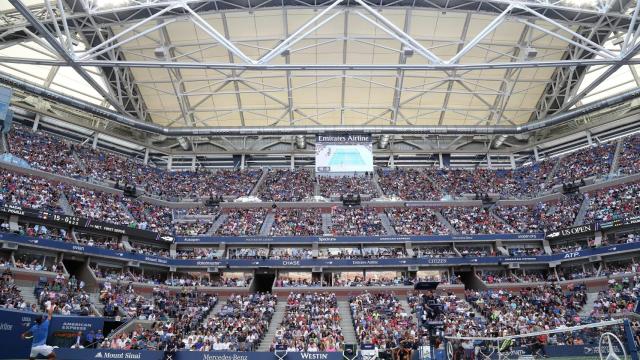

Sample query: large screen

[315,134,373,173]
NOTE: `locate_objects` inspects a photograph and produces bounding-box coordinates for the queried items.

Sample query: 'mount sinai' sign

[316,134,371,143]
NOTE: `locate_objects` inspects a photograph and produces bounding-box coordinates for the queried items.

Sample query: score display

[315,134,373,173]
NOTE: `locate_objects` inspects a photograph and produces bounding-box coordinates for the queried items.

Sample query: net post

[623,318,639,360]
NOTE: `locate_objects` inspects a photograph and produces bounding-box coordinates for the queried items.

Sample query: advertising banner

[3,231,640,269]
[54,348,164,360]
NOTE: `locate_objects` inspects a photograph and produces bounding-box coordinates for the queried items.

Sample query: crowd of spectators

[175,247,223,260]
[228,248,269,259]
[0,170,62,212]
[350,292,417,347]
[507,246,545,256]
[386,208,450,235]
[376,168,443,200]
[36,275,92,316]
[589,276,639,320]
[216,209,268,236]
[494,194,583,233]
[442,207,515,234]
[8,126,81,176]
[413,246,456,258]
[270,209,323,236]
[0,268,28,310]
[274,276,323,287]
[270,293,343,352]
[584,181,640,223]
[259,169,314,202]
[64,185,133,225]
[336,276,414,287]
[460,283,588,338]
[551,143,614,186]
[174,221,212,236]
[618,134,640,175]
[330,207,385,236]
[121,198,173,234]
[271,248,313,260]
[196,293,276,351]
[318,175,378,197]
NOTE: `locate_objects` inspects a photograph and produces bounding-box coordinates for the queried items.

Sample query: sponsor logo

[72,245,85,252]
[202,354,249,360]
[352,260,379,265]
[160,236,174,242]
[517,234,540,239]
[94,352,142,359]
[195,261,221,266]
[379,237,411,242]
[0,322,13,331]
[318,237,337,243]
[144,256,168,264]
[300,354,329,359]
[503,257,537,262]
[427,259,447,264]
[563,252,581,259]
[547,225,593,239]
[282,261,301,266]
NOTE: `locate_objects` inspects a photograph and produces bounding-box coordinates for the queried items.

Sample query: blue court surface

[328,148,367,167]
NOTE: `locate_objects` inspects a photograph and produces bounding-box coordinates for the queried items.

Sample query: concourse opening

[253,268,276,293]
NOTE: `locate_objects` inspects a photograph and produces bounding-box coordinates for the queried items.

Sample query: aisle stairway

[207,214,228,235]
[17,285,38,307]
[378,212,396,235]
[435,211,457,234]
[573,194,591,226]
[257,300,287,352]
[399,298,419,325]
[321,213,333,234]
[610,139,624,175]
[260,212,275,235]
[337,300,357,344]
[250,170,269,197]
[58,193,75,216]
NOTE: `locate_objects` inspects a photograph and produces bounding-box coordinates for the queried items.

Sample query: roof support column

[31,114,40,132]
[92,133,98,149]
[439,153,443,169]
[143,148,149,165]
[533,147,540,162]
[240,154,245,171]
[167,155,172,171]
[487,155,493,169]
[586,131,593,146]
[191,156,196,171]
[510,155,516,170]
[290,155,295,170]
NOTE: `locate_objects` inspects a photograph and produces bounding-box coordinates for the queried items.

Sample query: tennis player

[21,304,56,360]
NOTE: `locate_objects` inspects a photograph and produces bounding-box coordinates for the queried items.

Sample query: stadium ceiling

[1,0,640,159]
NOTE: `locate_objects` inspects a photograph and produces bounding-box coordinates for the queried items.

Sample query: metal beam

[0,0,634,36]
[8,0,130,115]
[2,69,639,136]
[560,40,640,111]
[2,56,640,70]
